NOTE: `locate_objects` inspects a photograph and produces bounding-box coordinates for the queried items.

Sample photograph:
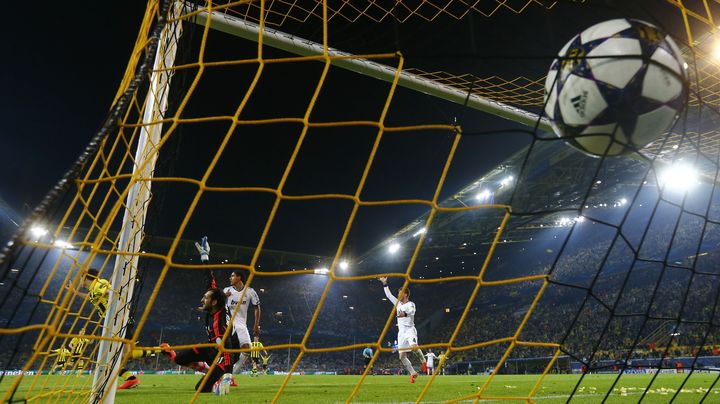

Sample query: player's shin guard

[233,353,247,374]
[400,356,415,375]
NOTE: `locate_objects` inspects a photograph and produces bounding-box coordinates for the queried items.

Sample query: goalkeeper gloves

[195,236,210,263]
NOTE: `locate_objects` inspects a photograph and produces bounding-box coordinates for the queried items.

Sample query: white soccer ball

[544,18,688,157]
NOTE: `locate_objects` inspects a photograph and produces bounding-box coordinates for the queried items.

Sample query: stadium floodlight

[713,40,720,60]
[557,217,572,226]
[339,260,349,271]
[314,268,329,275]
[658,162,699,193]
[413,227,426,237]
[500,175,514,186]
[575,216,586,223]
[53,240,73,249]
[388,243,400,254]
[620,198,627,205]
[30,226,48,238]
[475,189,492,201]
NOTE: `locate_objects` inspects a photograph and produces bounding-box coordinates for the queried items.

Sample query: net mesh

[3,0,720,403]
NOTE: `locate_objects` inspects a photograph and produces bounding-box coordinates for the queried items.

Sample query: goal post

[90,2,182,402]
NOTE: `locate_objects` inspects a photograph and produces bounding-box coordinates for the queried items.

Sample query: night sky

[0,2,147,217]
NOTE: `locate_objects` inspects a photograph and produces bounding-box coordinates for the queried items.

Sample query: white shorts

[397,327,418,353]
[234,324,251,346]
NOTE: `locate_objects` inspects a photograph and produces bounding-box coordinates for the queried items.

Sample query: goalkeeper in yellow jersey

[71,268,158,389]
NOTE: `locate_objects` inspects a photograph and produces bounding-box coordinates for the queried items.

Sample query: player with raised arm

[161,288,233,394]
[378,277,427,383]
[260,352,271,374]
[224,270,261,377]
[195,236,260,387]
[176,236,232,378]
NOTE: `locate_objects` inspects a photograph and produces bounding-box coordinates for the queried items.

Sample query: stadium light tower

[476,189,492,201]
[339,260,349,271]
[53,240,73,249]
[314,268,330,275]
[658,162,699,193]
[388,243,400,254]
[29,226,48,239]
[713,40,720,60]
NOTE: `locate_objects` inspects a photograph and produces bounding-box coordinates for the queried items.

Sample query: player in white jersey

[224,270,261,375]
[379,277,427,383]
[425,349,437,375]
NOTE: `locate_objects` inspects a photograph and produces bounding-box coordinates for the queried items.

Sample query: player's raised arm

[379,277,398,305]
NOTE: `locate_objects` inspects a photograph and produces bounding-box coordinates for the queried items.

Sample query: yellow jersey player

[72,269,155,389]
[250,336,268,377]
[260,353,271,374]
[68,329,90,372]
[51,346,71,374]
[86,271,110,317]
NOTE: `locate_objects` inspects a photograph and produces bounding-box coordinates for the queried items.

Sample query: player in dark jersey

[161,288,232,392]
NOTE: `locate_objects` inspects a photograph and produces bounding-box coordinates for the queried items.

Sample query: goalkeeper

[160,237,233,393]
[160,288,232,393]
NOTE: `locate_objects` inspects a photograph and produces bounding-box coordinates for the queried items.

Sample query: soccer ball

[543,18,688,157]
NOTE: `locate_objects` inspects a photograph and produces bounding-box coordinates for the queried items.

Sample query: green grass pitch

[3,373,720,402]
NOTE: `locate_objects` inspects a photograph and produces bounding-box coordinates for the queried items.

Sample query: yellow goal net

[3,0,720,403]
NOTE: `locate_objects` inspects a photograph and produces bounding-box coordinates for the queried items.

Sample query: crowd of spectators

[4,205,720,376]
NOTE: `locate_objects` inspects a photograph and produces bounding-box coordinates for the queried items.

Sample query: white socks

[233,353,247,374]
[400,356,415,375]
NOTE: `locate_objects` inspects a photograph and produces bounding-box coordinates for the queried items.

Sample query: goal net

[2,0,720,402]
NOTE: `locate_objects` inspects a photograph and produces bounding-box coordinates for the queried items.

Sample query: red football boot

[118,378,140,389]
